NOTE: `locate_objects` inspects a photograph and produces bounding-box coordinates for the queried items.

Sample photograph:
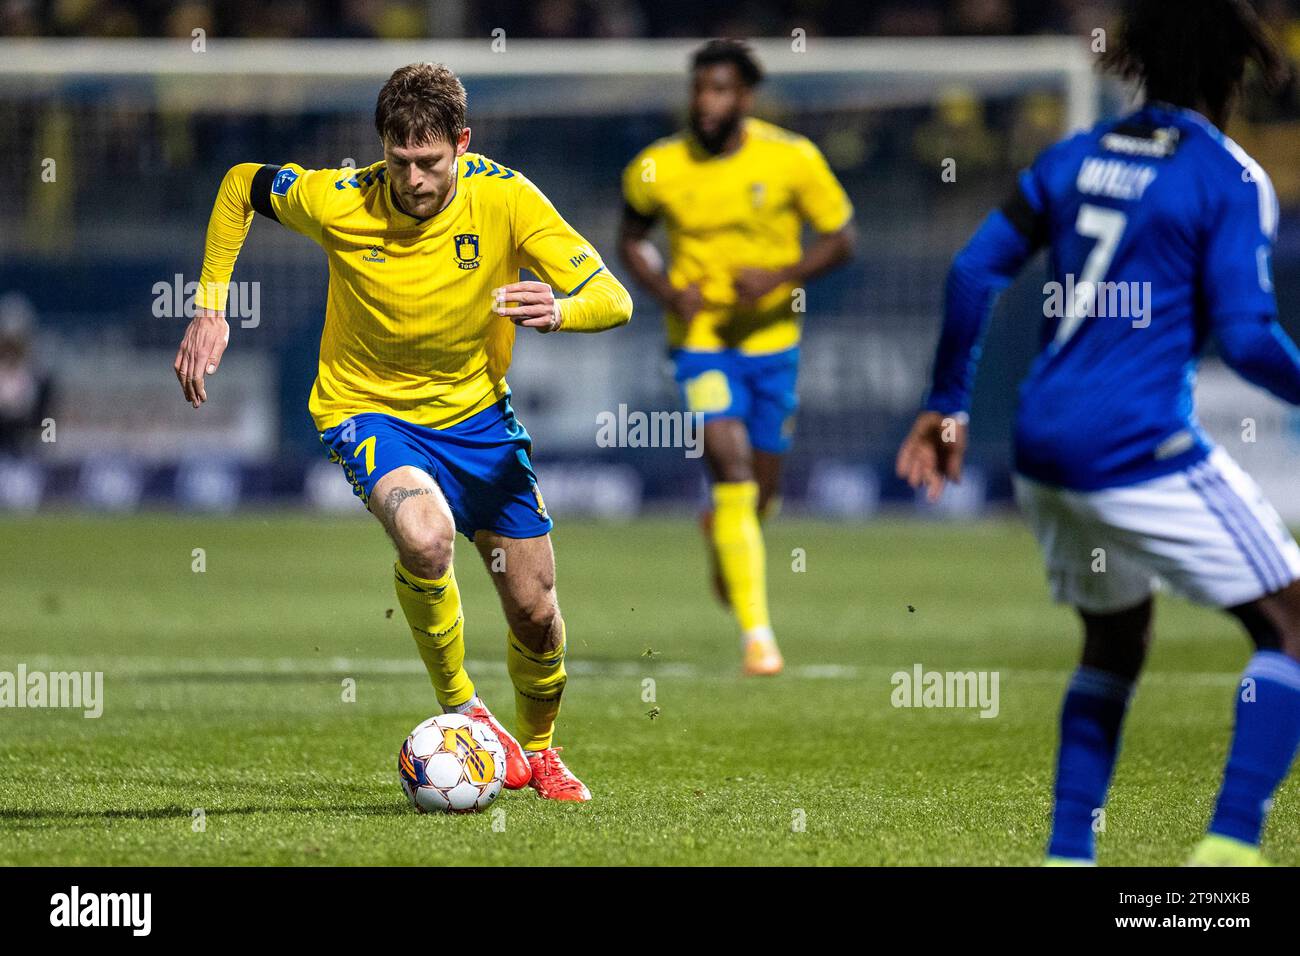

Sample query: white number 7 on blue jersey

[1055,204,1128,347]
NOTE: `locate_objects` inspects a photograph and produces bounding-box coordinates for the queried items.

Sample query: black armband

[250,164,282,223]
[999,184,1047,251]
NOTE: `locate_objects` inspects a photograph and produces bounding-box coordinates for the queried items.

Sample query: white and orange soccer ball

[398,713,506,813]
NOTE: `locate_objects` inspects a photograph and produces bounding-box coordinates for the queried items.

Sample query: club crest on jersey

[454,233,481,270]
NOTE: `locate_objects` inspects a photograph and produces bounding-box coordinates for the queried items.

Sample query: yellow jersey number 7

[355,435,378,476]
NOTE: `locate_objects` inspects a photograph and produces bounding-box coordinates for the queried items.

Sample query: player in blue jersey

[897,0,1300,865]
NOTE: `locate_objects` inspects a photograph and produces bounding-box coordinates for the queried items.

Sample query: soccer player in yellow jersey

[618,40,855,675]
[172,63,632,801]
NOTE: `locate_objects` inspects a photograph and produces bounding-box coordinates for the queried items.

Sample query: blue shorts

[319,397,553,541]
[671,347,800,454]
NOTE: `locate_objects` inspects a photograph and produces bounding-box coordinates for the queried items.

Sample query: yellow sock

[393,561,474,709]
[506,623,566,751]
[712,481,771,633]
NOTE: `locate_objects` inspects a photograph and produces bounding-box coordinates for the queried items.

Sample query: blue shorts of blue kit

[318,397,553,541]
[671,347,800,454]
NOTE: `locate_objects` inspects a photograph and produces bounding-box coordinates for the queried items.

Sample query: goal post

[0,36,1100,124]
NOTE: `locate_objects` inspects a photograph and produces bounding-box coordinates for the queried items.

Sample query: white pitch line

[12,655,1241,686]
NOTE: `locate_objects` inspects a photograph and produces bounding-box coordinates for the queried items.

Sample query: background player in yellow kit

[173,63,632,801]
[618,40,855,675]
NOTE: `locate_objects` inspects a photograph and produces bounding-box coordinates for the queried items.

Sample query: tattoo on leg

[383,486,430,525]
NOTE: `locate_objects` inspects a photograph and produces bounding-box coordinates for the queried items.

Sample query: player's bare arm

[733,223,857,309]
[616,209,703,322]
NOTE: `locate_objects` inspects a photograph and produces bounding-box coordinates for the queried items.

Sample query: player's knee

[1230,600,1285,653]
[710,456,753,484]
[702,425,753,483]
[1267,582,1300,661]
[1080,600,1152,680]
[510,591,560,649]
[396,519,455,580]
[1229,583,1300,659]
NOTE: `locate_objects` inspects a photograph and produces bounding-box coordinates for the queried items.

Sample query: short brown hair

[374,63,467,148]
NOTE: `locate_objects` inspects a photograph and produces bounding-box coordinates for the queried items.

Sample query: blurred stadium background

[4,0,1300,521]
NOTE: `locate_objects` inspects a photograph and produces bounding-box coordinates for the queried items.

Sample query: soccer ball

[398,713,506,813]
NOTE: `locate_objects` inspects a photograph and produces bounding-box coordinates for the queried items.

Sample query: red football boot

[464,700,531,790]
[525,747,591,802]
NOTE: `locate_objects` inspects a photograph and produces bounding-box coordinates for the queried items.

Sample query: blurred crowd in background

[3,1,1300,516]
[0,0,1295,42]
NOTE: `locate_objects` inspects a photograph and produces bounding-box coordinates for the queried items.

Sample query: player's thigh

[425,398,554,546]
[1013,475,1155,615]
[743,347,799,460]
[701,417,754,483]
[369,465,456,561]
[674,349,753,482]
[473,531,561,651]
[319,414,455,567]
[1104,450,1300,610]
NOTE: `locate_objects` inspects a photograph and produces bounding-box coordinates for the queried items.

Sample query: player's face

[689,63,751,153]
[384,127,471,219]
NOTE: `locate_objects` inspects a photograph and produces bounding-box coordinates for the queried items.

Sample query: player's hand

[733,267,790,311]
[669,283,705,324]
[494,281,562,333]
[896,411,969,503]
[173,308,229,408]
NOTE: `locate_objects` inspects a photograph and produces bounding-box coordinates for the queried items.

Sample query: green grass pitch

[0,512,1295,866]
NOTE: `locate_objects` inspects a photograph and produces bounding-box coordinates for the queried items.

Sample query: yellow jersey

[622,118,852,354]
[197,153,629,430]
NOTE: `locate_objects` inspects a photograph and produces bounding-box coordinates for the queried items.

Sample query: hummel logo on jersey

[335,168,384,190]
[1100,125,1181,158]
[362,245,386,263]
[463,158,515,179]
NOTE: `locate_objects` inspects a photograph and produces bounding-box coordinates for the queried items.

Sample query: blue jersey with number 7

[923,102,1300,491]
